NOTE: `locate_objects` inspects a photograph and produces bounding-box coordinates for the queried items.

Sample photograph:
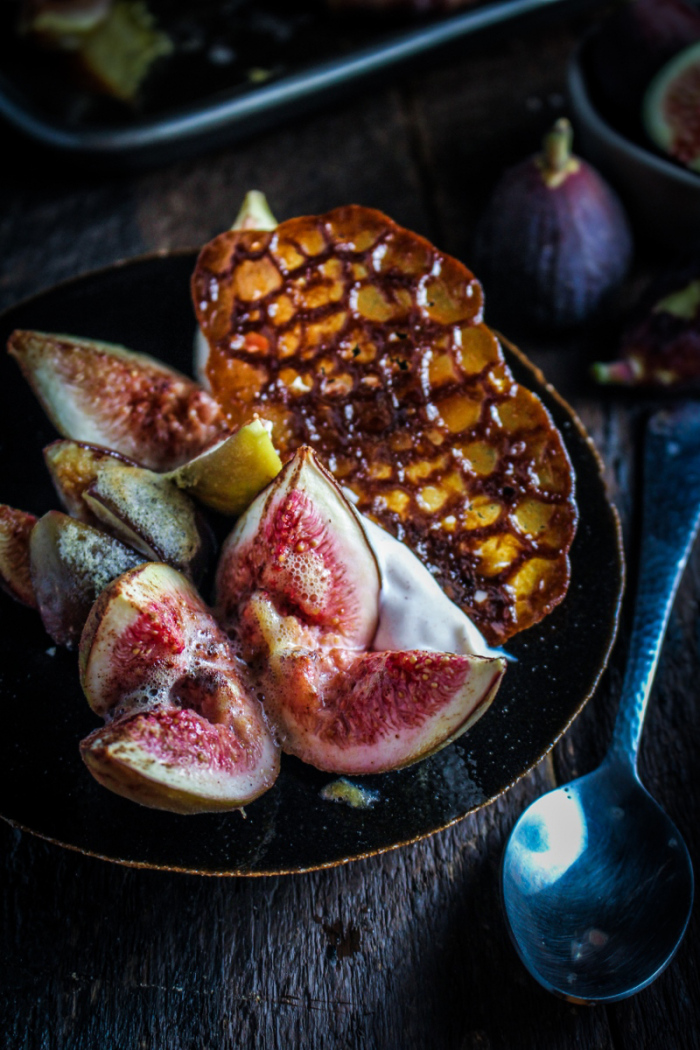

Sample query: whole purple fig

[473,119,633,331]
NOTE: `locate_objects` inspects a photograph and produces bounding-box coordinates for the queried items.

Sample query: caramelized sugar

[193,206,577,644]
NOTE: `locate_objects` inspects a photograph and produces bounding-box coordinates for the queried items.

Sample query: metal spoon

[502,405,698,1004]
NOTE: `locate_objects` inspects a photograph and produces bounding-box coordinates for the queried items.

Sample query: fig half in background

[0,505,37,608]
[79,563,279,813]
[588,0,700,127]
[473,119,633,331]
[8,330,227,471]
[644,41,700,173]
[30,510,145,648]
[593,267,700,386]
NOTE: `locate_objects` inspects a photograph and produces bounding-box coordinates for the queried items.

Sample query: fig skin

[79,563,279,813]
[0,504,38,608]
[473,120,633,331]
[30,510,145,648]
[8,329,227,471]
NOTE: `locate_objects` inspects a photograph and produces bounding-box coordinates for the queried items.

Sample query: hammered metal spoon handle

[610,405,700,766]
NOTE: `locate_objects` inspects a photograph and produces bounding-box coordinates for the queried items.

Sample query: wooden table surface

[1,8,699,1049]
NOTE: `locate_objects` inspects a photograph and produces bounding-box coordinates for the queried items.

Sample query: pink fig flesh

[644,41,700,171]
[0,504,38,607]
[8,329,227,470]
[216,446,380,651]
[79,562,279,812]
[261,646,505,774]
[30,510,145,648]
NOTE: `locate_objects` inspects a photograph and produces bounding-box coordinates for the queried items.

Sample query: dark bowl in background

[568,32,700,250]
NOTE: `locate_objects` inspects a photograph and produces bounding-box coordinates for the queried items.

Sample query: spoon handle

[610,406,700,766]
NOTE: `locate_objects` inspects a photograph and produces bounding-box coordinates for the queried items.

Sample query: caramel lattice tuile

[192,205,577,645]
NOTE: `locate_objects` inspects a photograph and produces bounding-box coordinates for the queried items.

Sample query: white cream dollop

[357,515,505,660]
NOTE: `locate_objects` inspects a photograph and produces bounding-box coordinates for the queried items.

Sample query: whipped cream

[358,515,504,661]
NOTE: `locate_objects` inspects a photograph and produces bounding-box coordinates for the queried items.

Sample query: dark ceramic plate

[0,252,623,876]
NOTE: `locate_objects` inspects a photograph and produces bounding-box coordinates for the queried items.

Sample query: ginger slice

[192,205,577,644]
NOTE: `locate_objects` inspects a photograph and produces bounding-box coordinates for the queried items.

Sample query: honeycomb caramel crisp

[192,205,577,645]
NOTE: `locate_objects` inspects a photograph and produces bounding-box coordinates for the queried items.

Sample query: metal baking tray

[0,0,592,168]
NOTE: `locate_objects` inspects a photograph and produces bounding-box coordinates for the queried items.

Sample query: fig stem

[542,118,574,173]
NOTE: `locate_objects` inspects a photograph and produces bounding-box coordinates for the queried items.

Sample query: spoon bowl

[503,756,694,1003]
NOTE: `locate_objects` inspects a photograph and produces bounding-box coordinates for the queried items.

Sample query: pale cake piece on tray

[192,205,577,645]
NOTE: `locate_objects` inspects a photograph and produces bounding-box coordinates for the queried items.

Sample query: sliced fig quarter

[82,461,212,580]
[79,563,279,813]
[193,205,577,644]
[30,511,146,648]
[262,647,506,774]
[216,446,380,651]
[0,504,38,608]
[80,706,279,815]
[8,329,227,471]
[166,418,282,516]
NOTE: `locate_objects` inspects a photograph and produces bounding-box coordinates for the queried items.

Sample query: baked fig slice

[166,419,282,516]
[8,329,227,470]
[0,504,37,607]
[82,461,211,579]
[44,440,136,522]
[79,562,279,813]
[193,205,577,644]
[261,646,505,774]
[30,510,145,647]
[216,446,380,650]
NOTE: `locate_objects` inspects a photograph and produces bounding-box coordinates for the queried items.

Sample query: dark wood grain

[1,9,699,1049]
